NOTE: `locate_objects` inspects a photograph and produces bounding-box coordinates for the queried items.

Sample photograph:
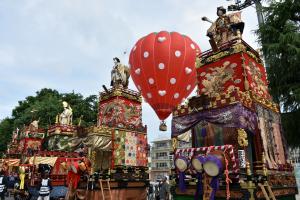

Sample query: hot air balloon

[129,31,200,130]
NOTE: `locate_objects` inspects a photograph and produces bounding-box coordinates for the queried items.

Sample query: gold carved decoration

[198,43,247,68]
[238,128,248,147]
[172,138,178,150]
[86,126,112,136]
[100,88,142,103]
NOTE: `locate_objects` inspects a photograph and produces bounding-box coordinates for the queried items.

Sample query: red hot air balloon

[129,31,200,130]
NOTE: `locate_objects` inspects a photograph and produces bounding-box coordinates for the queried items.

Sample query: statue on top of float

[59,101,73,125]
[29,118,39,131]
[110,57,130,88]
[202,6,244,49]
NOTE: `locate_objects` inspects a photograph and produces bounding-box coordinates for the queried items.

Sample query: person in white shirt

[37,171,52,200]
[0,170,8,200]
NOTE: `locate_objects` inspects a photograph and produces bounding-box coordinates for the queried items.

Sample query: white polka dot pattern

[144,51,149,58]
[135,68,141,75]
[170,78,176,85]
[148,78,154,85]
[158,90,166,96]
[158,63,165,70]
[158,37,166,42]
[186,85,191,90]
[174,93,179,99]
[128,31,200,121]
[175,50,181,57]
[185,67,192,74]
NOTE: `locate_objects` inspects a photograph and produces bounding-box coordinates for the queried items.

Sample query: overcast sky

[0,0,260,142]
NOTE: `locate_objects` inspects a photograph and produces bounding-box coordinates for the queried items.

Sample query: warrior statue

[110,57,130,88]
[59,101,73,125]
[203,6,244,48]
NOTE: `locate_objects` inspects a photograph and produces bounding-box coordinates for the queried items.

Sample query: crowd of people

[0,169,53,200]
[148,176,171,200]
[1,167,171,200]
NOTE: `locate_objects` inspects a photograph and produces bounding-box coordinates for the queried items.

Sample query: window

[156,152,167,158]
[156,142,167,148]
[156,162,167,168]
[160,163,167,167]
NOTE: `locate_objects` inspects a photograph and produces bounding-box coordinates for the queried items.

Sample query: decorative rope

[224,148,232,200]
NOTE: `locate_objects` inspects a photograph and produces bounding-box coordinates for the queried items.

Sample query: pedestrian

[159,176,170,200]
[154,185,160,200]
[0,170,8,200]
[148,184,154,200]
[37,171,52,200]
[8,172,15,189]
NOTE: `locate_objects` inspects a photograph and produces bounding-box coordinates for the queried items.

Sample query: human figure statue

[19,166,25,190]
[59,101,73,125]
[29,118,40,131]
[12,131,18,143]
[205,6,244,47]
[110,57,130,88]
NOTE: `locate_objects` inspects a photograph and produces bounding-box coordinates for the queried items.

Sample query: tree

[257,0,300,147]
[0,118,14,153]
[12,88,61,129]
[0,88,98,153]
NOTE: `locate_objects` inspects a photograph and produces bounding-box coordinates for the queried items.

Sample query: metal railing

[153,157,170,160]
[151,167,170,171]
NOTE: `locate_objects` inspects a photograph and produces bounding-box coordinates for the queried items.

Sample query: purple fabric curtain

[172,103,257,137]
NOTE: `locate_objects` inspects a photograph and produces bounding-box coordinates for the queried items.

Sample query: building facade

[149,135,192,182]
[149,138,173,182]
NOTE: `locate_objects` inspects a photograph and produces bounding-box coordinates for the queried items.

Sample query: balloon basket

[159,121,167,131]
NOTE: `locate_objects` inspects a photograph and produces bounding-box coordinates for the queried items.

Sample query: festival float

[167,6,298,200]
[1,58,149,199]
[2,109,82,199]
[1,4,298,200]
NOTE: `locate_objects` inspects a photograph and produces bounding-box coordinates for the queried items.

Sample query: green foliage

[281,109,300,147]
[257,0,300,111]
[0,118,14,152]
[12,88,61,129]
[0,88,98,152]
[257,0,300,147]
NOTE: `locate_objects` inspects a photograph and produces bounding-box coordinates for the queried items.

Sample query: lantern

[129,31,200,130]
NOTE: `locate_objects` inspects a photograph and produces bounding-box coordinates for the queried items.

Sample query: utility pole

[254,0,264,27]
[227,0,264,26]
[227,0,269,68]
